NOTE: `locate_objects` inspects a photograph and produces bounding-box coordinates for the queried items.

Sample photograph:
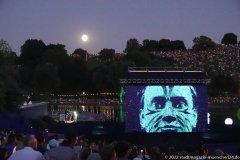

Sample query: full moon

[81,34,88,42]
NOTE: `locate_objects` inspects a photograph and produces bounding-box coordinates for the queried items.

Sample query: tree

[42,44,69,66]
[209,75,238,96]
[192,36,216,51]
[33,63,60,93]
[68,57,88,92]
[142,39,150,51]
[0,80,6,111]
[0,39,16,65]
[105,61,128,92]
[0,39,12,56]
[19,39,47,89]
[124,51,151,67]
[91,60,128,92]
[158,39,171,51]
[41,44,71,92]
[143,39,186,51]
[98,48,115,61]
[171,40,186,50]
[221,33,237,45]
[91,64,109,92]
[19,65,35,90]
[124,38,141,54]
[0,65,22,111]
[72,48,87,61]
[142,39,158,51]
[20,39,47,67]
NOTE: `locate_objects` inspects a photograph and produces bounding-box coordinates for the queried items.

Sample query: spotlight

[73,111,78,122]
[224,118,233,125]
[207,112,210,124]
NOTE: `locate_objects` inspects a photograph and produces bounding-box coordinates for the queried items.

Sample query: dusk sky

[1,0,240,55]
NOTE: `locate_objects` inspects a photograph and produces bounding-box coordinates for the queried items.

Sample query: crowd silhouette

[1,130,240,160]
[153,44,240,81]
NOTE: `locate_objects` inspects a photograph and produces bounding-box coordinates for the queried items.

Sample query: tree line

[0,33,239,111]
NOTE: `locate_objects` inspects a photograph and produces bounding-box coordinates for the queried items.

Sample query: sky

[0,0,240,55]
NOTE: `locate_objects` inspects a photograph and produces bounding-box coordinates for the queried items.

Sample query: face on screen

[139,86,198,132]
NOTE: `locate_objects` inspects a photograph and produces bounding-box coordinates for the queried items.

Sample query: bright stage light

[208,112,210,124]
[73,111,78,122]
[73,111,78,117]
[224,118,233,125]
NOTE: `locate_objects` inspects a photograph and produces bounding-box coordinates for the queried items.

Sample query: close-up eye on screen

[124,85,207,133]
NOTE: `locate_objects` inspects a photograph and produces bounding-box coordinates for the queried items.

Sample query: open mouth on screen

[160,126,180,132]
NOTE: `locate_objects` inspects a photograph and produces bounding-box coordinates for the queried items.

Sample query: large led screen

[124,85,207,133]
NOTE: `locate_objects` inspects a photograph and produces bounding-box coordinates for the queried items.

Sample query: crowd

[0,130,240,160]
[52,98,120,105]
[208,96,240,104]
[153,44,240,81]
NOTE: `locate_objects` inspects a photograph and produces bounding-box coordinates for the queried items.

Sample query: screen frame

[124,85,208,133]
